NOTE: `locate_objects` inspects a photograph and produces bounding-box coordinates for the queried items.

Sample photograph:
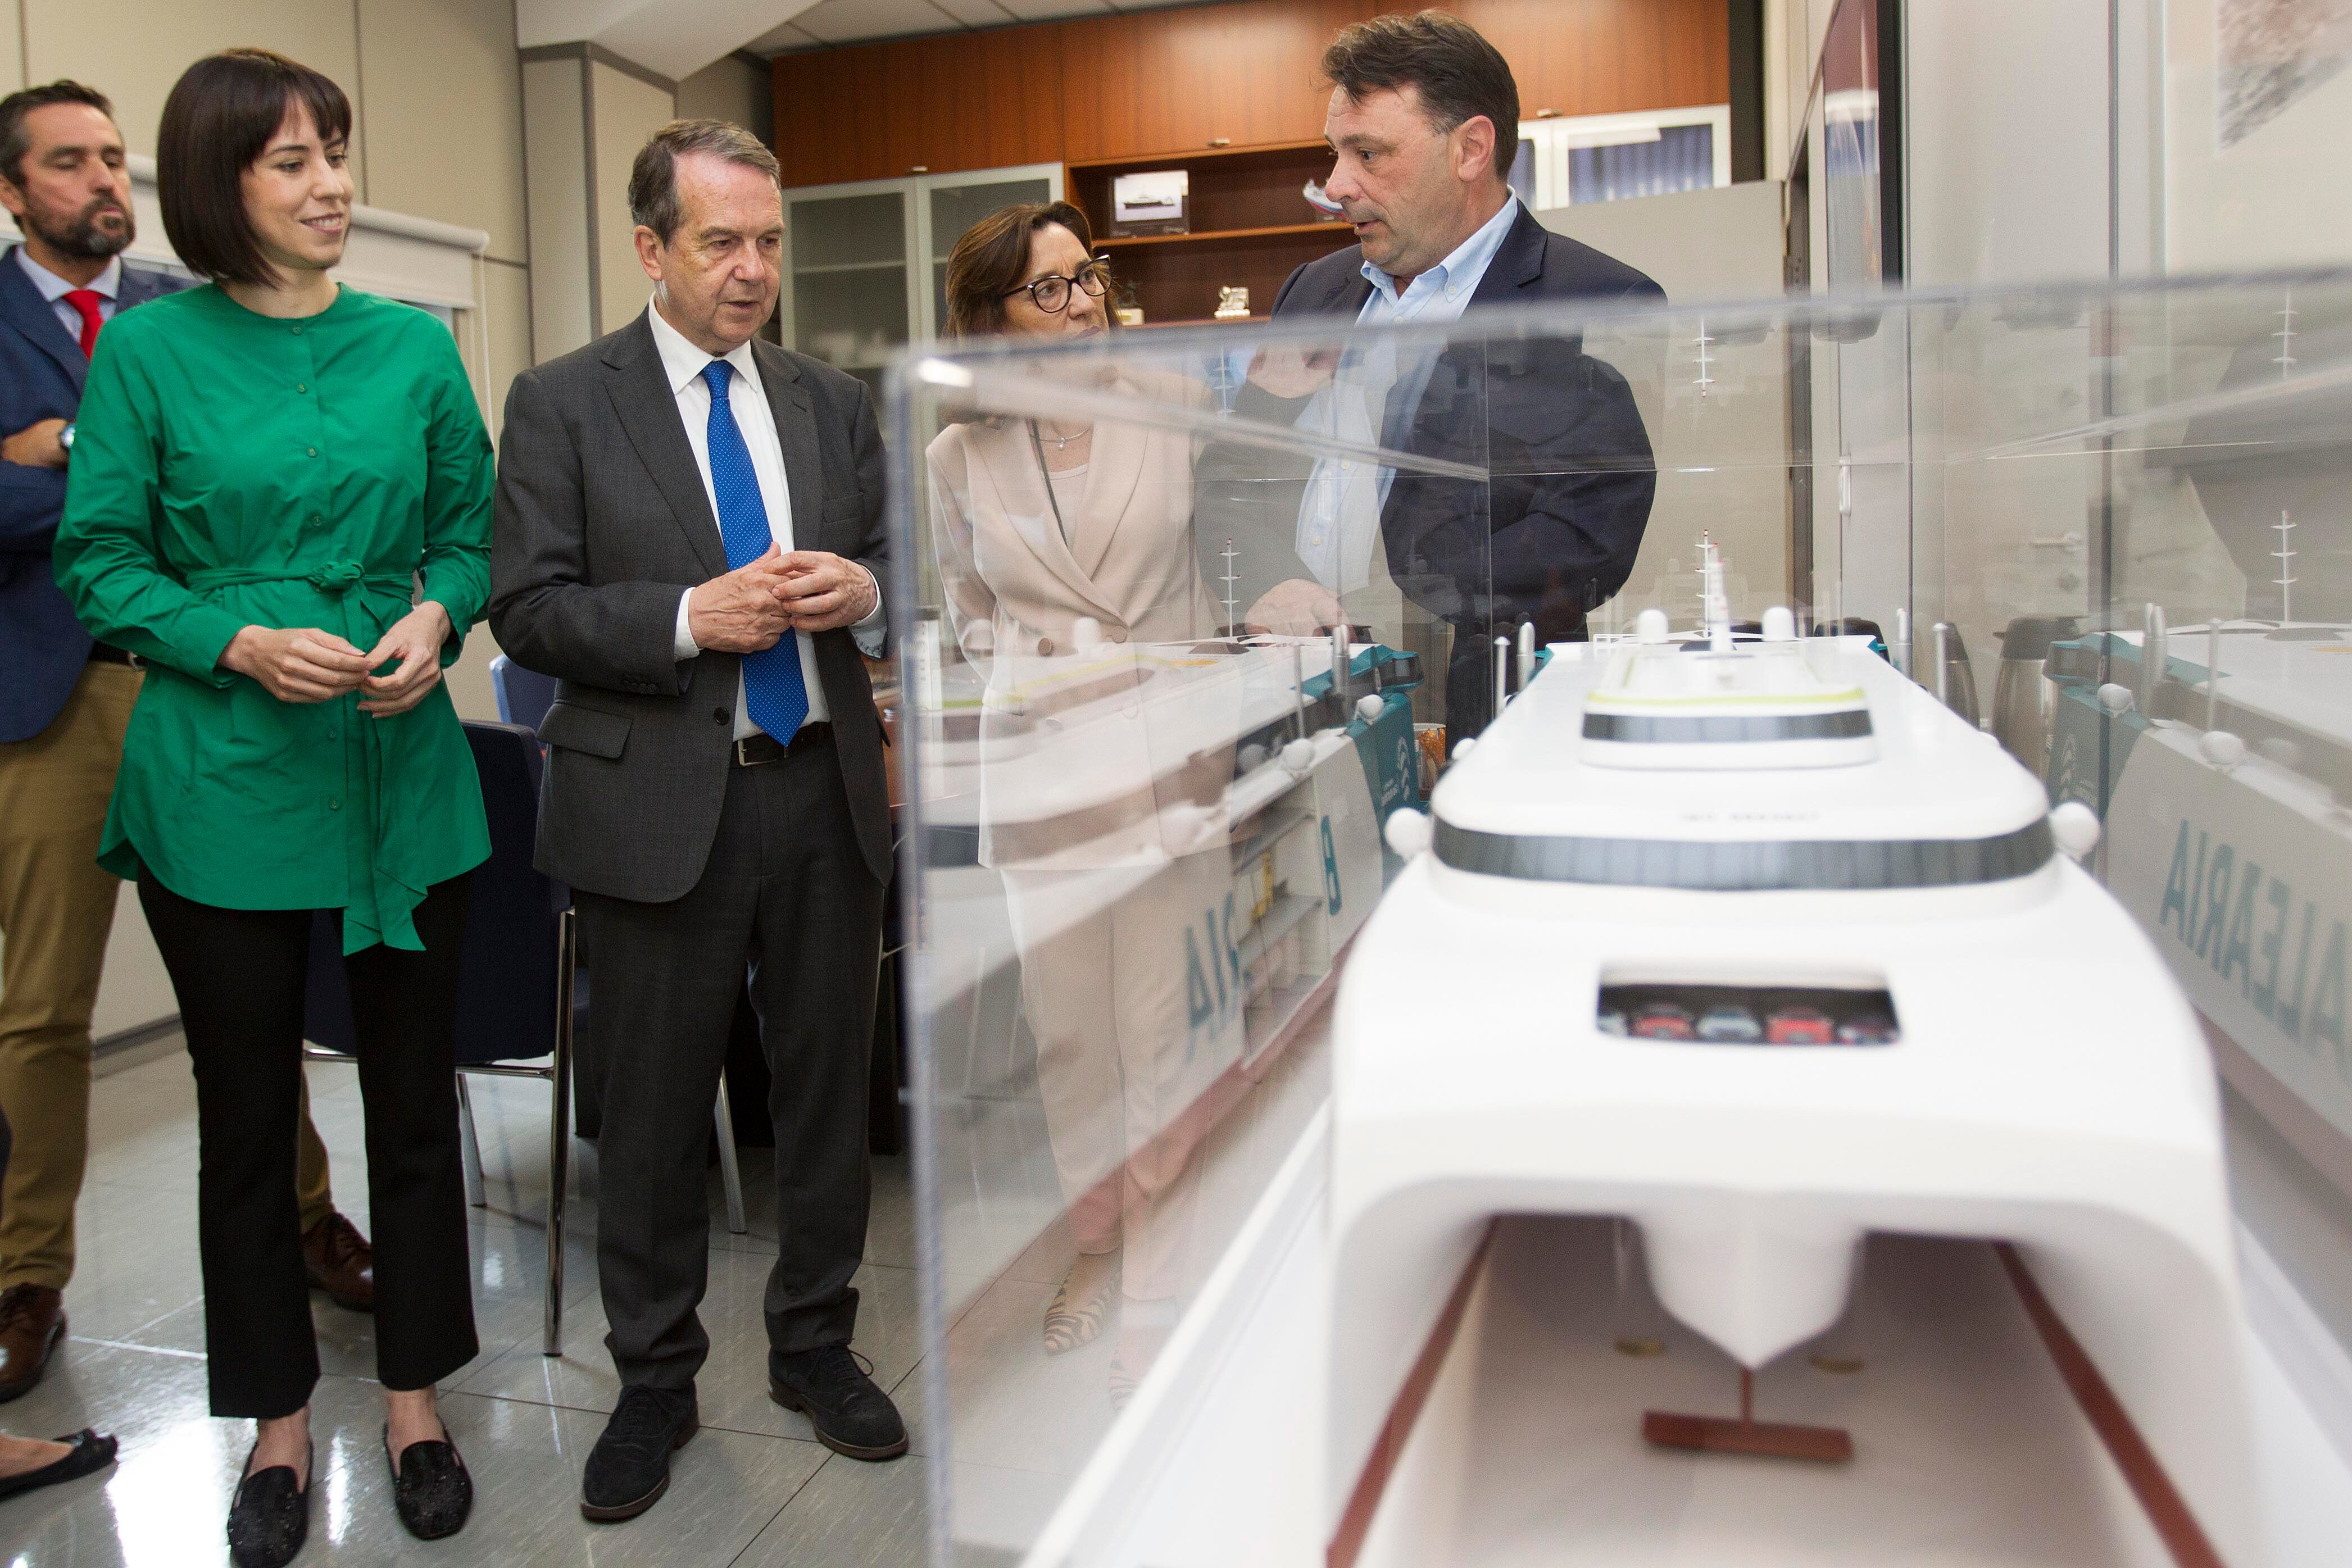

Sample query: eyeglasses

[1006,259,1110,314]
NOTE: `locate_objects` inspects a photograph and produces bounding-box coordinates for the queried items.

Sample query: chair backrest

[488,654,560,735]
[303,720,565,1066]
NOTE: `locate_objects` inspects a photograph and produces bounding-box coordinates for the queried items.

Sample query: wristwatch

[57,421,74,458]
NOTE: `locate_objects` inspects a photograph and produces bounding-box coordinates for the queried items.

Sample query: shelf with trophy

[1066,138,1348,329]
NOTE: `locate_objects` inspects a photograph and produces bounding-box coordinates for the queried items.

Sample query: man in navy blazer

[0,104,176,737]
[0,81,376,1403]
[1207,12,1661,737]
[0,78,174,1402]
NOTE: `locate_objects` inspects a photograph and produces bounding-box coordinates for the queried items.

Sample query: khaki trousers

[0,663,338,1290]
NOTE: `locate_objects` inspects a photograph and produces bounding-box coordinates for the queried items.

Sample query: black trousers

[138,872,479,1419]
[577,731,886,1390]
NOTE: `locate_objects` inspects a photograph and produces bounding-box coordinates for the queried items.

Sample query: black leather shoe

[384,1421,472,1540]
[581,1384,697,1522]
[0,1428,116,1501]
[769,1345,907,1461]
[226,1439,311,1568]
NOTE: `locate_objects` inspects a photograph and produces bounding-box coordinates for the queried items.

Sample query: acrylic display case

[883,269,2352,1567]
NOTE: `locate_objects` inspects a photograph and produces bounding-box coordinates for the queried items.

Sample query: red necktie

[62,288,104,358]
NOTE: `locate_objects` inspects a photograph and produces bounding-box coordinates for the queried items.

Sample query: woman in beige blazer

[928,203,1236,1397]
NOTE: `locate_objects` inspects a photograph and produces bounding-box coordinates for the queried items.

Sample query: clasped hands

[219,601,451,716]
[688,545,875,655]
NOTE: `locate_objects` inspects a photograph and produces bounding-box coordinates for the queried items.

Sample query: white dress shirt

[646,302,884,740]
[1292,196,1522,592]
[17,247,121,344]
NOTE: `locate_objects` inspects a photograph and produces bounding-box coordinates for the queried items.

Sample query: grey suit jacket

[488,313,893,900]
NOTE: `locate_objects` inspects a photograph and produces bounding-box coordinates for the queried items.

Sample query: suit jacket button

[1038,637,1055,655]
[714,707,729,725]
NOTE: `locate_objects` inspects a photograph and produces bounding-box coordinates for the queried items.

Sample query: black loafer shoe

[226,1439,311,1568]
[0,1428,116,1501]
[581,1384,697,1522]
[769,1345,907,1461]
[385,1421,473,1540]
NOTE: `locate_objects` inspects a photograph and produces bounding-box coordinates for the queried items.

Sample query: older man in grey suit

[489,119,902,1524]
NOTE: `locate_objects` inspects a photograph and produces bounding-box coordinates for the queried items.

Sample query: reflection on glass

[1202,324,1656,738]
[912,322,1486,1550]
[897,274,2352,1562]
[929,365,1232,1396]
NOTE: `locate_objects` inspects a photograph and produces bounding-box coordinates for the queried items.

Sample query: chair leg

[714,1078,748,1235]
[455,1073,487,1208]
[545,907,577,1357]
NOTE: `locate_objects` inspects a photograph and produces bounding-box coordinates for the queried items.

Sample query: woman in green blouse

[55,50,485,1563]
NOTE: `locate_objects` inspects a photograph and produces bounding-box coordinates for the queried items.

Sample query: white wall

[676,51,771,144]
[1900,0,2112,288]
[524,55,594,360]
[591,58,676,334]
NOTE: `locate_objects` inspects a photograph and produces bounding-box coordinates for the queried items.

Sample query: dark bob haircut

[157,49,351,288]
[942,201,1109,340]
[1323,10,1519,181]
[0,81,115,188]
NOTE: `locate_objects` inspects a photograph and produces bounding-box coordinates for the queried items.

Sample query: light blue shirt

[1293,197,1521,591]
[16,247,121,347]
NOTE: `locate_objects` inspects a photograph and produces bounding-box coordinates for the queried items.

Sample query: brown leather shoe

[0,1285,65,1403]
[302,1212,375,1313]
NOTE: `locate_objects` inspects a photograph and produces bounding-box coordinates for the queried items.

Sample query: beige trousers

[0,663,334,1291]
[1001,851,1243,1303]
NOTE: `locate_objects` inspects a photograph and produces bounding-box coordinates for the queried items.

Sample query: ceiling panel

[785,0,970,46]
[928,0,1022,24]
[989,0,1113,19]
[747,19,830,51]
[747,0,1190,51]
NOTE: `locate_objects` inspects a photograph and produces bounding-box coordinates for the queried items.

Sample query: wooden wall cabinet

[774,26,1063,188]
[1460,0,1729,120]
[1061,0,1367,162]
[776,0,1730,187]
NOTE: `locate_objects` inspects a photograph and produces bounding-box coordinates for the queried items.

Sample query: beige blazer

[927,369,1217,663]
[926,369,1228,869]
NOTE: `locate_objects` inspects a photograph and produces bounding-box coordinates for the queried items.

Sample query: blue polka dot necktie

[702,360,809,741]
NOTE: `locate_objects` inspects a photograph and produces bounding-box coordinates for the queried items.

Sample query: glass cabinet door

[785,183,916,405]
[781,165,1064,403]
[919,166,1061,338]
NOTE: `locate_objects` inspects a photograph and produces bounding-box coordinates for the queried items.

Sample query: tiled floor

[0,1039,933,1566]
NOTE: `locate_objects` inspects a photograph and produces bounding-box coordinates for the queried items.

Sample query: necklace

[1041,419,1089,451]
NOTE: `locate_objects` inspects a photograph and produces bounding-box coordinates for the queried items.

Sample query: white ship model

[1326,583,2265,1562]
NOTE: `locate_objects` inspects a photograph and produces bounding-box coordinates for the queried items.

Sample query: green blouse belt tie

[183,560,408,597]
[184,560,439,955]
